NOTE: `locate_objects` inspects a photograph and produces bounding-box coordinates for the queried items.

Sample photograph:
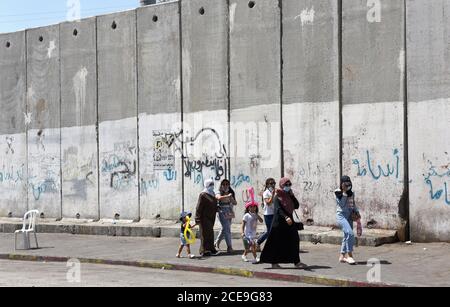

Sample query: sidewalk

[0,233,448,287]
[0,218,398,247]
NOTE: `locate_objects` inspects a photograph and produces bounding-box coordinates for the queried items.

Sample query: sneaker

[339,255,346,263]
[345,257,356,265]
[242,255,249,262]
[252,257,260,264]
[175,253,181,258]
[188,254,195,259]
[271,263,282,269]
[294,262,307,269]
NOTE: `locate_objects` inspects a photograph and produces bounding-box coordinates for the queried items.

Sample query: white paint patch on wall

[139,112,182,220]
[73,67,88,126]
[61,125,98,220]
[47,40,56,58]
[295,6,315,26]
[229,3,237,33]
[230,103,281,223]
[283,101,340,226]
[342,101,404,229]
[27,127,61,218]
[183,110,229,215]
[0,133,27,217]
[99,117,138,221]
[408,99,450,242]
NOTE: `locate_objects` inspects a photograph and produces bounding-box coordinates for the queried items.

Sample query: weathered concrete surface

[0,31,27,218]
[230,0,281,221]
[97,11,138,221]
[26,25,61,219]
[60,18,99,220]
[407,0,450,242]
[137,2,182,219]
[181,0,229,214]
[282,0,340,227]
[342,0,405,230]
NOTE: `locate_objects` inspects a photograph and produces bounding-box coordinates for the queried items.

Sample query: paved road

[0,260,321,287]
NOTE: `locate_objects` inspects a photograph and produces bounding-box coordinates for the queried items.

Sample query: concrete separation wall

[0,0,449,241]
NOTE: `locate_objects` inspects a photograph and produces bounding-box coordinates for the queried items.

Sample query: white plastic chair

[14,210,39,250]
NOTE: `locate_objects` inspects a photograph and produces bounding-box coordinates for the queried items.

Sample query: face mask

[207,186,214,193]
[283,186,291,193]
[223,187,230,193]
[268,187,274,192]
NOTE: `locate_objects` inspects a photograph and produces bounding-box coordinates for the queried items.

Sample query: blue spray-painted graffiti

[231,173,251,188]
[163,168,177,181]
[140,177,160,196]
[352,149,400,180]
[424,163,450,206]
[30,178,59,201]
[0,164,25,184]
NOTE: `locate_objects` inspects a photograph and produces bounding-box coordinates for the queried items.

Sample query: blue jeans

[337,213,354,254]
[257,215,274,245]
[215,208,233,249]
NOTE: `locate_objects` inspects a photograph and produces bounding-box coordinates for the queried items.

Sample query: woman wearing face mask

[334,176,362,265]
[259,177,307,269]
[195,179,219,257]
[256,178,276,250]
[214,179,237,253]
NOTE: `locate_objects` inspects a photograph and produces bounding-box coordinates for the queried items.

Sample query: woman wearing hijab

[260,177,307,269]
[195,179,219,257]
[214,179,237,253]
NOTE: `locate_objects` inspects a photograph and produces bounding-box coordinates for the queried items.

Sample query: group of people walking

[177,175,363,269]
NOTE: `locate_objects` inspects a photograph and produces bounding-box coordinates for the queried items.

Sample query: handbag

[292,209,304,231]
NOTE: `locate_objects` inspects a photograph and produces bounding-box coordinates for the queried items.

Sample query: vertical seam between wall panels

[95,17,101,221]
[227,0,231,181]
[135,9,141,222]
[403,0,410,241]
[59,24,63,220]
[279,0,284,178]
[338,0,343,177]
[179,0,185,213]
[25,30,29,213]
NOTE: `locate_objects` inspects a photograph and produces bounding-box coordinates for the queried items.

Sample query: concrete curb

[0,253,407,287]
[0,222,398,247]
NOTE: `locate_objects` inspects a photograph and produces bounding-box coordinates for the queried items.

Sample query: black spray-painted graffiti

[5,137,14,154]
[156,128,228,186]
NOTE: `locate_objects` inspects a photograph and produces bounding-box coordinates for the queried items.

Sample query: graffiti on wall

[62,146,96,200]
[101,141,137,191]
[424,159,450,206]
[352,149,400,181]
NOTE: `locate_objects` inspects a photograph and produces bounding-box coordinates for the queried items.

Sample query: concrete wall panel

[182,0,230,214]
[138,2,182,220]
[0,31,27,217]
[342,0,405,229]
[407,0,450,242]
[26,25,61,219]
[60,18,98,220]
[98,11,138,221]
[282,0,340,226]
[230,0,281,221]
